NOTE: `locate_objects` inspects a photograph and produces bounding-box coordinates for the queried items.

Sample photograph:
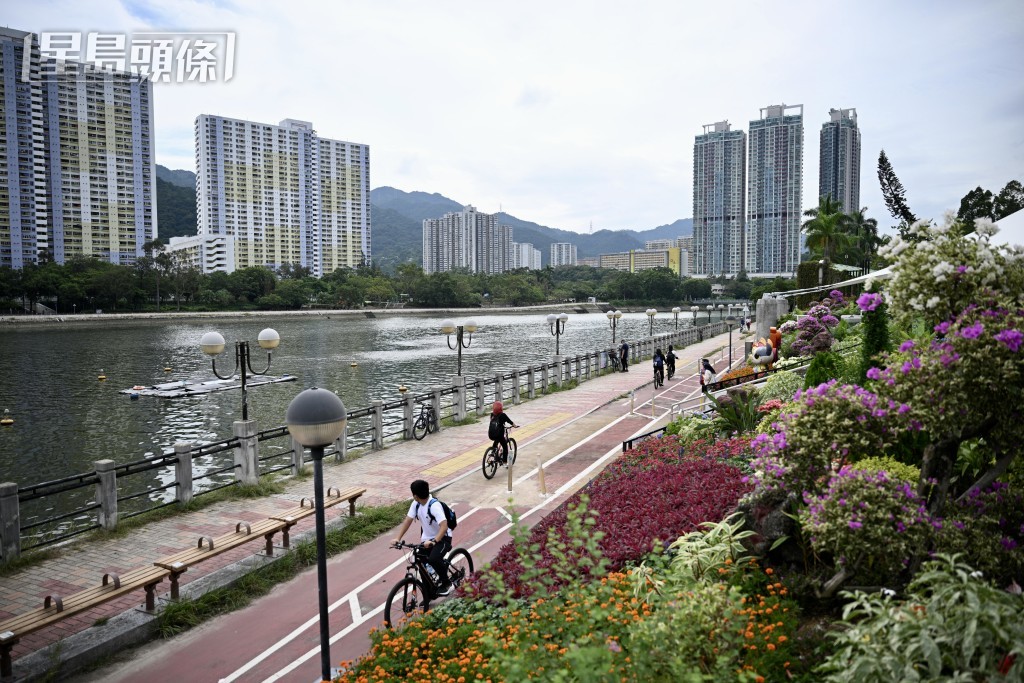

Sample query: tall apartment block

[819,107,860,213]
[746,104,803,277]
[550,242,576,267]
[194,115,369,276]
[693,121,746,277]
[0,28,155,268]
[513,242,541,270]
[422,205,512,274]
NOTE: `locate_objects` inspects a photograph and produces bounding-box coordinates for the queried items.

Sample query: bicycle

[481,425,517,479]
[385,541,474,627]
[609,351,621,372]
[412,402,438,440]
[653,364,664,389]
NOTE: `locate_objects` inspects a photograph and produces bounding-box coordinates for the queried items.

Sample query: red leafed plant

[464,440,752,601]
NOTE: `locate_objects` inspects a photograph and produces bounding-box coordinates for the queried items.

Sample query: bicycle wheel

[507,438,517,466]
[384,577,428,628]
[446,548,474,587]
[481,447,498,479]
[427,413,438,434]
[412,416,428,440]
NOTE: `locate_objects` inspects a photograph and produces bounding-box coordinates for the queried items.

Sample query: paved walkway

[1,328,750,678]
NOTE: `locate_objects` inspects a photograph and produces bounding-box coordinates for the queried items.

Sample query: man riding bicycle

[488,401,518,463]
[392,479,454,595]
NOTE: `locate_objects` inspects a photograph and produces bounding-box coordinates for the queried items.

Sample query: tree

[801,196,851,265]
[877,150,916,234]
[994,179,1024,219]
[956,186,994,230]
[844,207,880,272]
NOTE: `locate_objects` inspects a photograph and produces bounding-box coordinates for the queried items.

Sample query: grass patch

[156,500,408,638]
[0,548,58,576]
[443,415,480,427]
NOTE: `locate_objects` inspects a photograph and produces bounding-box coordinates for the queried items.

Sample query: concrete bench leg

[169,571,186,601]
[348,497,360,517]
[1,639,16,680]
[144,581,161,611]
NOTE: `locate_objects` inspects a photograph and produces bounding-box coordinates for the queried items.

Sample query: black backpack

[488,415,502,441]
[417,497,458,530]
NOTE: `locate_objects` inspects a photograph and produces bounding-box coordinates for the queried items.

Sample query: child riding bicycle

[488,401,518,463]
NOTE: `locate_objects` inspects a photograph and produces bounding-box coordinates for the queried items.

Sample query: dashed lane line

[423,412,571,477]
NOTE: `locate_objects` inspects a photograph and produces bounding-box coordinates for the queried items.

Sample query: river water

[0,310,719,488]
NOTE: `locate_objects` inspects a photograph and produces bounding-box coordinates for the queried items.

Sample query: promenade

[1,328,747,681]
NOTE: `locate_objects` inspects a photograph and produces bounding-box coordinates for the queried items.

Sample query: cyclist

[488,401,518,464]
[392,479,454,595]
[653,348,665,387]
[665,345,677,380]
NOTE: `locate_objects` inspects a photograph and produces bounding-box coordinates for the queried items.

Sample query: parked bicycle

[385,541,474,627]
[482,425,517,479]
[609,350,621,372]
[412,402,438,440]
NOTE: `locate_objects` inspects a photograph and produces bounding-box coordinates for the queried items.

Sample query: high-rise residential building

[819,107,860,213]
[550,242,577,267]
[597,248,684,276]
[0,28,156,268]
[693,121,746,278]
[746,104,803,277]
[422,205,512,274]
[194,115,369,276]
[512,242,542,270]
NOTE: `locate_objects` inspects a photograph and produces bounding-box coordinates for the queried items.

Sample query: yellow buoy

[163,367,172,372]
[1,409,13,426]
[98,369,107,381]
[350,362,357,367]
[398,385,408,394]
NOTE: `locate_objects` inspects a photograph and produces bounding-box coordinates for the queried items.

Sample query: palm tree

[844,207,880,272]
[802,196,851,265]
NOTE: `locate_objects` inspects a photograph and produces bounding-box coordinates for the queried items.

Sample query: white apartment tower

[693,121,746,277]
[422,205,513,274]
[0,28,156,268]
[819,107,860,213]
[746,104,803,277]
[195,115,370,276]
[550,242,577,267]
[513,242,542,270]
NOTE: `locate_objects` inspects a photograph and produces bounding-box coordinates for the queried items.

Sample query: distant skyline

[7,0,1023,234]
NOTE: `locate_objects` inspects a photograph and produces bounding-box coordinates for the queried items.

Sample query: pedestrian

[619,340,630,372]
[392,479,454,595]
[745,317,751,332]
[487,401,518,463]
[665,345,677,379]
[700,358,717,389]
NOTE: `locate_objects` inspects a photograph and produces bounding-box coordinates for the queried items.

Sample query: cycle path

[9,329,748,680]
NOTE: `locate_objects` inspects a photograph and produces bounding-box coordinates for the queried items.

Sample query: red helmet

[493,401,503,414]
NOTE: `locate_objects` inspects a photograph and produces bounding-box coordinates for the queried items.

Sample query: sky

[8,0,1024,234]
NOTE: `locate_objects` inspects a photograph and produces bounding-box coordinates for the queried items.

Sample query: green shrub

[819,554,1024,682]
[803,351,845,388]
[933,483,1024,588]
[858,292,891,383]
[711,386,763,436]
[851,456,920,483]
[758,371,803,403]
[664,412,717,447]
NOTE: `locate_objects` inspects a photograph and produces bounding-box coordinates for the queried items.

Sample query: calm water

[0,310,712,487]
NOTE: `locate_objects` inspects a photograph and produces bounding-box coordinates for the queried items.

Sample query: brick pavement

[0,328,748,666]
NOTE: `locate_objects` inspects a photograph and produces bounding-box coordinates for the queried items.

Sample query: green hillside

[156,177,197,240]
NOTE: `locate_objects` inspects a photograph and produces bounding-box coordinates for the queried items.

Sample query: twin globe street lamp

[546,312,569,355]
[671,306,681,330]
[690,305,699,323]
[200,328,281,421]
[441,318,477,376]
[645,308,657,336]
[706,304,714,324]
[606,309,623,344]
[285,387,347,683]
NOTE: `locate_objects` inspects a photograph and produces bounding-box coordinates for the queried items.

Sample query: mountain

[156,164,196,189]
[156,176,197,241]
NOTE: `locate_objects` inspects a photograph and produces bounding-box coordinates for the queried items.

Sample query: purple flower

[899,340,916,352]
[958,322,985,339]
[848,521,862,530]
[994,329,1023,352]
[934,321,952,335]
[866,367,882,380]
[857,292,883,312]
[1000,537,1018,551]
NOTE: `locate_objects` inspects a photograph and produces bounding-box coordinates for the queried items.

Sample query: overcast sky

[8,0,1024,234]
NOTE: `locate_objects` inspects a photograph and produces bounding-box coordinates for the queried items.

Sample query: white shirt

[407,499,451,543]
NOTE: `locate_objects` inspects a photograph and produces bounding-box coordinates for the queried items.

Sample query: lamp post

[706,304,713,324]
[200,328,280,421]
[725,316,737,371]
[645,308,657,336]
[440,319,477,376]
[690,305,699,323]
[606,309,622,344]
[818,259,825,287]
[717,304,724,321]
[546,312,569,355]
[285,388,347,683]
[72,303,76,315]
[671,306,681,330]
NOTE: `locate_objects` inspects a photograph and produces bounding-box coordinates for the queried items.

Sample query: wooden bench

[0,566,168,678]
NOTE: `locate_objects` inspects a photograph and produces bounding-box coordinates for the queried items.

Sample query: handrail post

[575,355,582,382]
[551,357,562,388]
[494,373,503,405]
[291,435,307,474]
[0,482,20,562]
[540,363,549,393]
[402,395,414,439]
[454,376,467,422]
[333,423,348,462]
[527,365,536,399]
[232,420,259,485]
[431,387,443,432]
[95,460,118,531]
[371,400,384,450]
[511,370,521,405]
[174,442,194,505]
[474,378,485,416]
